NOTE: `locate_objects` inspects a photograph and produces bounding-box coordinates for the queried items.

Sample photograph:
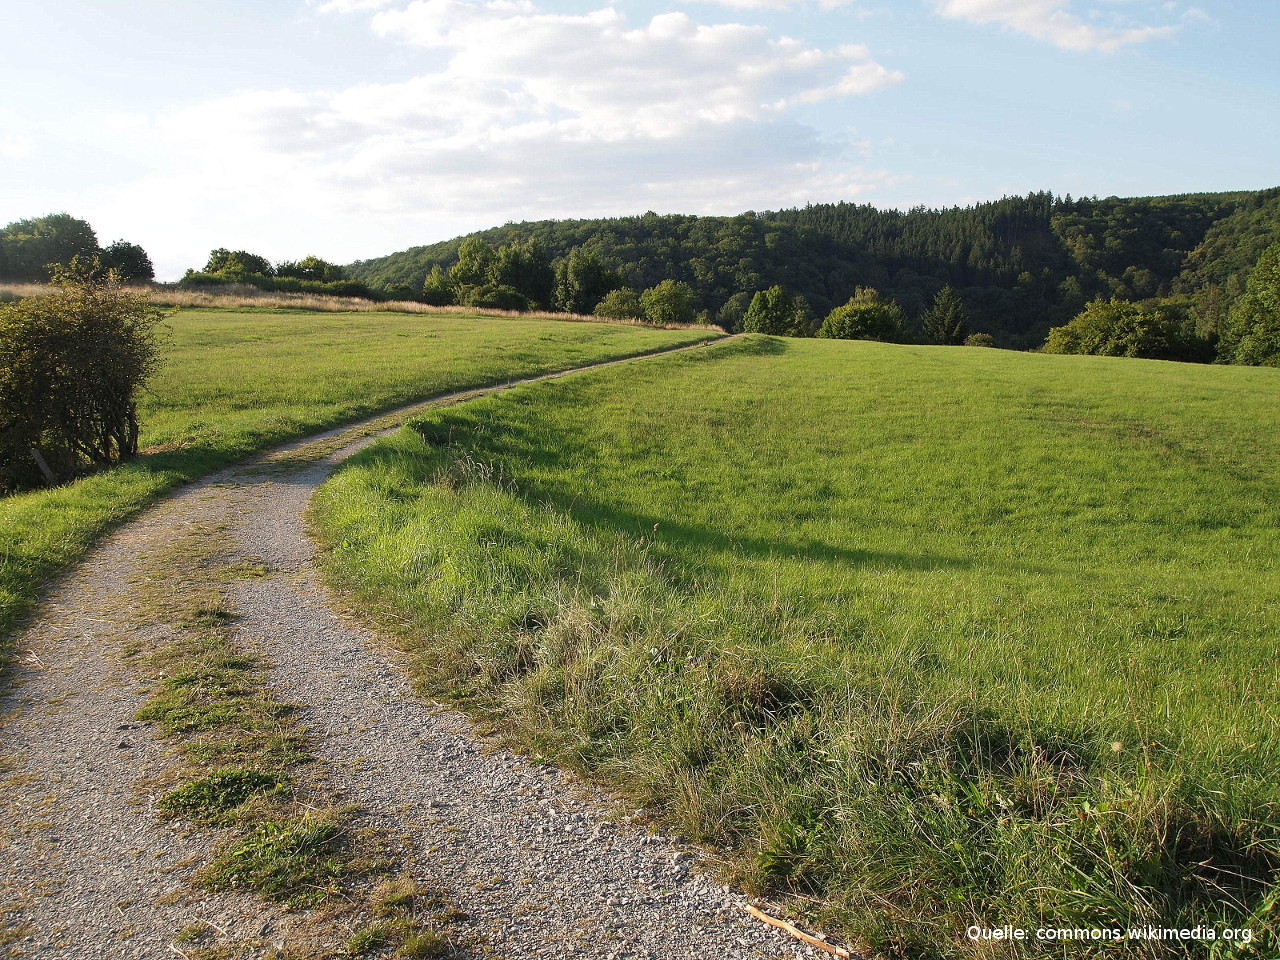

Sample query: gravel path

[1,341,829,959]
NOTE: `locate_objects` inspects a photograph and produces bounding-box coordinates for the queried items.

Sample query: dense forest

[347,188,1280,352]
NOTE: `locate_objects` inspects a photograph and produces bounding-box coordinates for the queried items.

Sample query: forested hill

[347,188,1280,347]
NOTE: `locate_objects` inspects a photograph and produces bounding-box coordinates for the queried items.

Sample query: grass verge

[311,335,1280,958]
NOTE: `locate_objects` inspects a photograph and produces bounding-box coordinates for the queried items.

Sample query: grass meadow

[312,335,1280,958]
[0,306,717,643]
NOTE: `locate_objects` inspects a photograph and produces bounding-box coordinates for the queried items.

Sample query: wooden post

[29,448,58,486]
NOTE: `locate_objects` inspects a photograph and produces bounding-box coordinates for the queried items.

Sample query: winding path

[0,339,816,959]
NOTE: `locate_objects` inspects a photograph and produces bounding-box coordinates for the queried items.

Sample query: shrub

[0,259,163,491]
[456,282,530,311]
[593,287,645,320]
[640,279,696,325]
[964,332,998,347]
[1043,297,1212,361]
[818,288,906,341]
[741,286,813,337]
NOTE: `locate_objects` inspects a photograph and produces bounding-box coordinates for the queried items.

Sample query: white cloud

[365,1,901,137]
[1,135,34,158]
[934,0,1178,51]
[80,0,902,276]
[315,0,395,12]
[32,0,903,278]
[688,0,859,10]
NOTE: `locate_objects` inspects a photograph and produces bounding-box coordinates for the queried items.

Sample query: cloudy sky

[1,0,1276,279]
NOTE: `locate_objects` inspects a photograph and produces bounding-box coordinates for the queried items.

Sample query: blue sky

[1,0,1276,279]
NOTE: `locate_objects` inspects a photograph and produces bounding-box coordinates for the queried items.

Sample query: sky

[1,1,1276,280]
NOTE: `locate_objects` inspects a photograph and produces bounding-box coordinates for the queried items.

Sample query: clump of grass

[347,923,392,954]
[344,876,456,958]
[202,813,347,906]
[159,769,288,824]
[313,337,1280,957]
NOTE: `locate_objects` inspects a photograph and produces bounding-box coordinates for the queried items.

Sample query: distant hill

[347,188,1279,348]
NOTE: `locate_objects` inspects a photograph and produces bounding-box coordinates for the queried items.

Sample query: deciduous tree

[100,240,155,283]
[0,214,99,282]
[593,287,645,320]
[1220,243,1280,366]
[742,286,813,337]
[204,248,274,277]
[639,280,695,325]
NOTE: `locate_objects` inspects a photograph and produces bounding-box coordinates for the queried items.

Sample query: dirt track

[0,339,817,959]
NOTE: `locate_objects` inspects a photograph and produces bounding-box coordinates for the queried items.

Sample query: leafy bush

[639,279,696,325]
[1043,297,1213,361]
[456,282,530,311]
[742,285,813,336]
[818,287,906,341]
[274,255,346,283]
[964,332,997,347]
[0,259,163,491]
[593,287,645,320]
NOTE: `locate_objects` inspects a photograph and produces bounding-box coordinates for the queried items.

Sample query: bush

[964,332,998,347]
[456,282,529,311]
[741,286,813,336]
[0,259,163,491]
[1043,298,1212,362]
[593,287,645,320]
[818,288,906,341]
[639,280,696,325]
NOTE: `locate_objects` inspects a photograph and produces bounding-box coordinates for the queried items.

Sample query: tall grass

[0,307,717,645]
[0,282,717,330]
[312,335,1280,958]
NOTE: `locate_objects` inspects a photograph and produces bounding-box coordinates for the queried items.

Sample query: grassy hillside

[0,307,717,644]
[313,336,1280,957]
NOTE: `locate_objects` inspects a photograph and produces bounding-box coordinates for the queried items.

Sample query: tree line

[179,249,376,299]
[347,188,1280,363]
[0,214,154,283]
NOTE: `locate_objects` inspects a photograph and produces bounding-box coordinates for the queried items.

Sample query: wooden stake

[29,448,57,486]
[743,904,853,958]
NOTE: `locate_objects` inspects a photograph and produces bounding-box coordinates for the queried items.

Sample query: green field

[313,335,1280,957]
[0,307,716,642]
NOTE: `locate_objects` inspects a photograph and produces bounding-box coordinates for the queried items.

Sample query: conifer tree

[922,285,968,345]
